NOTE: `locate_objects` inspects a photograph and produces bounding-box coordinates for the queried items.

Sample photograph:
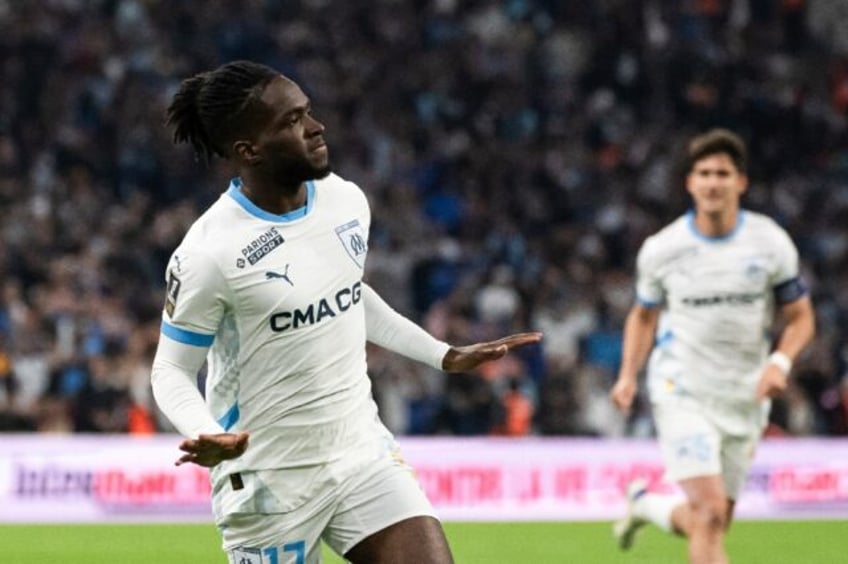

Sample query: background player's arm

[362,283,541,371]
[611,303,660,414]
[756,295,816,399]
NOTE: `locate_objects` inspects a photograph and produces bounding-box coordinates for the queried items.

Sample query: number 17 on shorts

[230,542,306,564]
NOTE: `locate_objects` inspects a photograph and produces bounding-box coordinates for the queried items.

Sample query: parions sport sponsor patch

[240,227,285,267]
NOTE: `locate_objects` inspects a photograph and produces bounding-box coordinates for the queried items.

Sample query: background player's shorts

[221,444,436,564]
[652,393,769,499]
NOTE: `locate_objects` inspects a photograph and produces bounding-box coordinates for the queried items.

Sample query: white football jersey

[161,173,382,478]
[636,210,804,403]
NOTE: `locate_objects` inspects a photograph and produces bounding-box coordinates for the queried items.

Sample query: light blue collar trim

[227,177,315,222]
[686,209,745,242]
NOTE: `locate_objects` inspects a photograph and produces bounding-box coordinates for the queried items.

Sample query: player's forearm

[362,283,451,369]
[618,306,658,382]
[150,337,224,437]
[774,296,816,362]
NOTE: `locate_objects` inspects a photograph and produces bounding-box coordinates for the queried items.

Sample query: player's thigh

[718,407,766,501]
[220,499,332,564]
[653,399,722,482]
[345,515,452,564]
[323,454,451,563]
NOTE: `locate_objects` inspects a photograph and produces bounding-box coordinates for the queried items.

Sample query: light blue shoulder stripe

[227,177,315,222]
[217,404,240,430]
[161,321,215,347]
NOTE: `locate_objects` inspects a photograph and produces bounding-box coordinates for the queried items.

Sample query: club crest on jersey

[165,270,181,317]
[744,256,767,283]
[240,227,284,268]
[335,219,367,268]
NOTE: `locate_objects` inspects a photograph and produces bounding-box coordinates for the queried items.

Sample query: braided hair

[165,60,279,162]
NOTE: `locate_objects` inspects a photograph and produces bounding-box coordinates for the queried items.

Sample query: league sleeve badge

[165,269,182,317]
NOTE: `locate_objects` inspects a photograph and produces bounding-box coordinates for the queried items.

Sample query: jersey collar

[686,209,746,242]
[226,177,315,222]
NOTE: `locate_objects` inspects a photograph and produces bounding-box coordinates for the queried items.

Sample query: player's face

[686,153,747,216]
[251,77,331,183]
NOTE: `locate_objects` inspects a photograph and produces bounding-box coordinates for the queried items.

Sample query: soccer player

[151,60,541,564]
[609,129,815,564]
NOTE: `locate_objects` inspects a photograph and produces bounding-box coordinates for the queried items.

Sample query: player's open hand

[442,332,542,372]
[756,364,789,400]
[176,432,250,468]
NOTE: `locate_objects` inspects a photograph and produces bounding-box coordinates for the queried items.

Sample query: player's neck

[693,208,739,238]
[238,176,307,215]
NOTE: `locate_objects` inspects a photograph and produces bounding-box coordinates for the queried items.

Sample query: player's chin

[700,202,726,215]
[311,160,332,179]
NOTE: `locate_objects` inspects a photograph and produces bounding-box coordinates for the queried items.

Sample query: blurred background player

[609,129,815,564]
[151,60,541,564]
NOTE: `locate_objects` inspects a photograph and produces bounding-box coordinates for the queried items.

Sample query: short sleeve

[770,228,800,285]
[769,227,806,305]
[161,246,228,344]
[634,237,664,307]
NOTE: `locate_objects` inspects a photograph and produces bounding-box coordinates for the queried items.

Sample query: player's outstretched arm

[441,332,542,372]
[363,283,542,371]
[176,432,250,467]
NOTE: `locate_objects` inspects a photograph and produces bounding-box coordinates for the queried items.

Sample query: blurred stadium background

[1,1,847,562]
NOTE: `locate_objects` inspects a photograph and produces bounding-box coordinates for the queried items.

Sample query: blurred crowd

[1,0,847,438]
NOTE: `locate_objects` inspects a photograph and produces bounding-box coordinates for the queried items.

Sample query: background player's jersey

[161,173,379,476]
[636,210,802,403]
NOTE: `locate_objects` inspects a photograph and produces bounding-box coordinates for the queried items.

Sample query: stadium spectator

[495,376,535,436]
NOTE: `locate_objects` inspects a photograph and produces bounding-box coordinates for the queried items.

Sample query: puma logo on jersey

[266,264,293,286]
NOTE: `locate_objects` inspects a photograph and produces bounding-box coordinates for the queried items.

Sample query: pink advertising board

[1,435,846,522]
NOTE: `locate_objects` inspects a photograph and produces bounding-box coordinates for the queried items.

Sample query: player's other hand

[756,364,789,400]
[610,378,637,414]
[176,431,250,468]
[442,332,542,372]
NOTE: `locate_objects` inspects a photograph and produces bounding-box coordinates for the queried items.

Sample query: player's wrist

[768,351,792,376]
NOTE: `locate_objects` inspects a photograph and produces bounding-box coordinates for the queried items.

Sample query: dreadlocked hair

[165,61,280,163]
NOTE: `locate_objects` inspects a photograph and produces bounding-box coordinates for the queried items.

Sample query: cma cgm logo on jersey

[237,227,284,268]
[335,219,367,268]
[269,281,361,333]
[681,292,764,307]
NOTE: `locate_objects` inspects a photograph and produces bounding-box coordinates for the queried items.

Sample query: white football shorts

[221,444,437,564]
[652,393,769,499]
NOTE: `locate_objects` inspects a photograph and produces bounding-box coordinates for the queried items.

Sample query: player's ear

[684,171,695,196]
[233,140,262,165]
[737,172,749,194]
